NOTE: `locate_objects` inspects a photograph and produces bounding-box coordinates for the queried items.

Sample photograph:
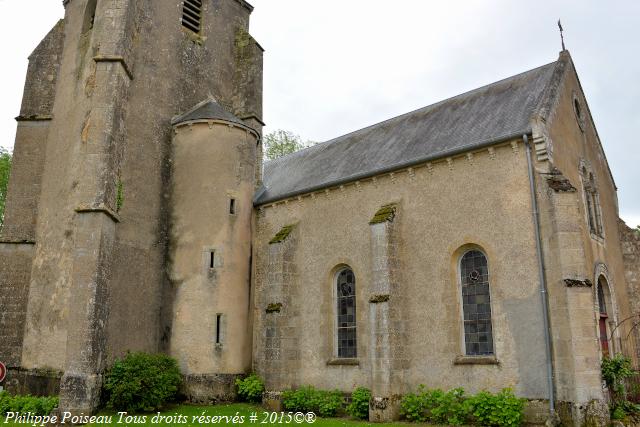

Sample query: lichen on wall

[269,224,295,244]
[369,204,396,224]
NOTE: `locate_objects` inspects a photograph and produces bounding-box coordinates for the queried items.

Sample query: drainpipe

[524,133,556,414]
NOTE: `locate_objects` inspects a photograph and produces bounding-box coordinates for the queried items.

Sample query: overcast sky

[0,0,638,226]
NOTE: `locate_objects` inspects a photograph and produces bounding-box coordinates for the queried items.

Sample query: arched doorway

[597,276,613,357]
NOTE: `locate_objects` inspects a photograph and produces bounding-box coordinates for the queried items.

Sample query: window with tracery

[336,268,357,358]
[460,250,494,356]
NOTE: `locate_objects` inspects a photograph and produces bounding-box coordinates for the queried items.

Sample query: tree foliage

[0,147,12,228]
[263,129,315,161]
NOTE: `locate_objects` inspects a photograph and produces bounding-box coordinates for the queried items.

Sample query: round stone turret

[169,98,259,401]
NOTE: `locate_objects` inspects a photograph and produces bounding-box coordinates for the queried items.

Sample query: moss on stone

[269,225,295,244]
[564,278,593,288]
[34,367,63,378]
[234,27,253,68]
[266,303,282,313]
[369,294,390,303]
[369,204,396,225]
[116,179,124,212]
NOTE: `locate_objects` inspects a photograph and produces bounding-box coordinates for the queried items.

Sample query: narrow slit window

[181,0,202,34]
[215,314,222,344]
[209,251,215,269]
[229,198,236,215]
[82,0,97,33]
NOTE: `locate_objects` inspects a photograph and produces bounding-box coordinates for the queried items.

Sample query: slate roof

[172,98,246,127]
[255,60,561,205]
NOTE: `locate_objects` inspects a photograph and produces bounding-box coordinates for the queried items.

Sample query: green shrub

[612,406,626,420]
[103,352,182,413]
[400,385,429,422]
[401,386,524,426]
[430,388,471,426]
[602,354,634,396]
[467,389,525,427]
[611,400,640,421]
[282,386,344,417]
[346,387,371,420]
[235,373,265,403]
[400,386,471,425]
[0,391,58,416]
[601,354,639,419]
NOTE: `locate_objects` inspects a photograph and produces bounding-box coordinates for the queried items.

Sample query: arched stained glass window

[460,250,494,356]
[336,268,357,358]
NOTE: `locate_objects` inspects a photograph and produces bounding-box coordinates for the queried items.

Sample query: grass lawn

[2,403,433,426]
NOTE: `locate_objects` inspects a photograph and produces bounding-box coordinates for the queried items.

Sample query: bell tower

[0,0,262,414]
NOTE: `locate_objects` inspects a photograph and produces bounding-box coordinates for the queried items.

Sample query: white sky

[0,0,638,227]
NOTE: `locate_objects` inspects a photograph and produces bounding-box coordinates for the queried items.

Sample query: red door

[599,314,609,357]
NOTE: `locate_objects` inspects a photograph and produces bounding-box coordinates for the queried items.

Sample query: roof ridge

[532,52,570,123]
[172,97,219,124]
[171,97,247,127]
[265,60,558,167]
[259,58,559,205]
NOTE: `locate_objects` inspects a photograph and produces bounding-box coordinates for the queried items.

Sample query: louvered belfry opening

[182,0,202,33]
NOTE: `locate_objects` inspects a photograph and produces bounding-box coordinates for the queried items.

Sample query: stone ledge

[75,204,121,223]
[369,294,390,303]
[453,355,500,365]
[326,358,359,366]
[0,239,35,245]
[93,55,133,80]
[564,278,593,288]
[182,373,241,404]
[15,115,52,122]
[4,367,62,397]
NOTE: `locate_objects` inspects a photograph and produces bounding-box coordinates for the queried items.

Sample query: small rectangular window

[215,314,222,344]
[181,0,202,34]
[209,251,215,269]
[229,198,236,215]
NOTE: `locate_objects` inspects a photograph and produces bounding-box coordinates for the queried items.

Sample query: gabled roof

[255,60,561,205]
[172,98,246,127]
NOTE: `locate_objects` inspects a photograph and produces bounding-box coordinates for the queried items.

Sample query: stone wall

[619,219,640,360]
[253,226,301,390]
[0,244,35,367]
[253,140,549,400]
[0,19,65,369]
[3,368,62,397]
[17,20,65,120]
[619,220,640,314]
[529,50,626,426]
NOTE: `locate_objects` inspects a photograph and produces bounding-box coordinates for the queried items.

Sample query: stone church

[1,1,639,425]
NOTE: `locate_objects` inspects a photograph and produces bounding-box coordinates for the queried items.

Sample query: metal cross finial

[558,19,566,51]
